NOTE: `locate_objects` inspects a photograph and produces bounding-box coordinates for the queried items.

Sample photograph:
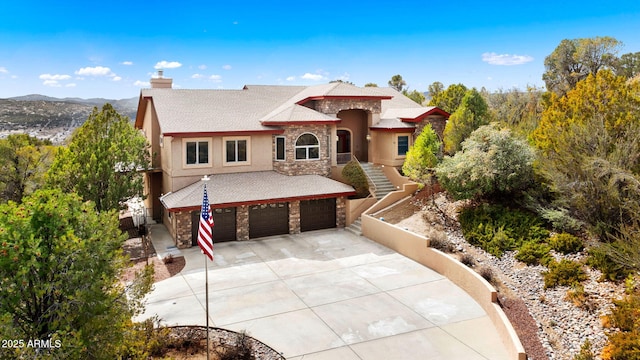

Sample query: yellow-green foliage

[543,259,587,289]
[601,292,640,360]
[549,233,584,254]
[515,241,552,266]
[402,124,440,183]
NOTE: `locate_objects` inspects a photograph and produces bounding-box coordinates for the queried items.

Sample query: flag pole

[205,251,210,360]
[200,175,211,360]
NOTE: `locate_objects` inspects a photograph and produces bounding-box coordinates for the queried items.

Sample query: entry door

[337,129,351,164]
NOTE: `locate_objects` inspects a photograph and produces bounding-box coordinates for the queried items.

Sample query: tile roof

[261,104,340,125]
[160,171,356,210]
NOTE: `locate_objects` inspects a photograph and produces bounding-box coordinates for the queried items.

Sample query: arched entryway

[337,109,369,162]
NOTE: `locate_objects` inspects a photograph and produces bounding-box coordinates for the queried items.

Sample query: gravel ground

[382,192,626,360]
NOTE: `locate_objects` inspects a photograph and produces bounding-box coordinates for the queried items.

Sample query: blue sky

[1,0,639,99]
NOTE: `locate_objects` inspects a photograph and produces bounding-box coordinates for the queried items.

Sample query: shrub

[543,259,587,289]
[460,253,476,267]
[565,283,596,312]
[429,235,455,253]
[515,241,552,266]
[478,267,496,284]
[586,245,632,281]
[601,292,640,360]
[402,124,441,183]
[436,124,535,200]
[550,233,584,254]
[573,339,595,360]
[341,160,370,198]
[459,203,549,257]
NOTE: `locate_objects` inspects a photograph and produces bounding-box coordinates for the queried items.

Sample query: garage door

[300,198,336,232]
[249,202,289,239]
[192,207,236,245]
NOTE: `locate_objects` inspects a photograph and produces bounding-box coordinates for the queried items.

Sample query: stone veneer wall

[236,205,249,241]
[175,211,192,249]
[336,197,346,228]
[289,201,301,234]
[414,115,447,141]
[313,99,381,115]
[273,124,332,176]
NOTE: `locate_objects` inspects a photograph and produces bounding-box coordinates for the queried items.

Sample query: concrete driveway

[141,225,509,360]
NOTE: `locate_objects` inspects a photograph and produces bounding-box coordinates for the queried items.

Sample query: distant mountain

[0,95,139,144]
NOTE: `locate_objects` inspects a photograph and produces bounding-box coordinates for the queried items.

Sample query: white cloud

[66,83,77,88]
[222,64,232,70]
[75,66,113,76]
[43,80,62,87]
[155,61,182,69]
[39,74,72,81]
[0,67,8,74]
[198,64,207,70]
[209,74,222,82]
[335,72,350,82]
[192,73,204,79]
[121,61,133,66]
[286,76,296,81]
[302,73,325,81]
[134,80,150,87]
[482,52,533,66]
[112,76,122,81]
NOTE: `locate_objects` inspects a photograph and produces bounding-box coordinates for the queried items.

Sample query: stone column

[289,201,301,234]
[236,205,249,241]
[175,211,192,249]
[336,197,346,228]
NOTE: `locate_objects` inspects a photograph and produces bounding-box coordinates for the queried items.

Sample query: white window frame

[275,136,286,161]
[295,133,320,160]
[223,136,251,166]
[396,134,410,158]
[183,138,211,168]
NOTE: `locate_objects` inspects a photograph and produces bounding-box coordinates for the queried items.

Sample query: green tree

[402,89,426,104]
[45,104,151,212]
[427,81,444,101]
[342,160,370,198]
[532,70,640,237]
[428,83,468,113]
[0,189,153,359]
[364,82,378,87]
[615,51,640,79]
[402,124,441,182]
[0,134,54,203]
[485,86,544,137]
[543,36,622,96]
[388,74,406,92]
[436,124,536,200]
[442,88,491,154]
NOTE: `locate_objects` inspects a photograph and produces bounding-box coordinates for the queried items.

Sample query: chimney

[150,70,172,89]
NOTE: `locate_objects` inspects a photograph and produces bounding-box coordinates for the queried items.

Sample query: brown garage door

[192,207,236,245]
[249,202,289,239]
[300,198,336,232]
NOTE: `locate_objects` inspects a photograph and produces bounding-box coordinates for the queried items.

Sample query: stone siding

[414,115,447,141]
[175,211,192,249]
[313,99,381,115]
[236,205,249,241]
[289,201,301,234]
[336,197,346,228]
[273,124,332,176]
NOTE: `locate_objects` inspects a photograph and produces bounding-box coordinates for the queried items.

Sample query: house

[134,73,449,248]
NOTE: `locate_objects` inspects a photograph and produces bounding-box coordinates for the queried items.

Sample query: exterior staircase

[346,217,362,236]
[360,163,397,199]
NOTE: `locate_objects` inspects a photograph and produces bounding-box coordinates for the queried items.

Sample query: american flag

[197,184,214,261]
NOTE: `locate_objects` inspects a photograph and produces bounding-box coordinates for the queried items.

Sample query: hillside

[0,96,138,143]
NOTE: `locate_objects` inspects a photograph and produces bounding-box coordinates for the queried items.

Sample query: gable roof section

[160,171,355,211]
[260,104,340,125]
[139,86,304,136]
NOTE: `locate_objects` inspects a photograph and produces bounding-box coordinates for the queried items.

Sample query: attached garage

[300,198,337,232]
[191,207,237,245]
[249,202,289,238]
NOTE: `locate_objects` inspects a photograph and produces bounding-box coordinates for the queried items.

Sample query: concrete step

[346,218,362,236]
